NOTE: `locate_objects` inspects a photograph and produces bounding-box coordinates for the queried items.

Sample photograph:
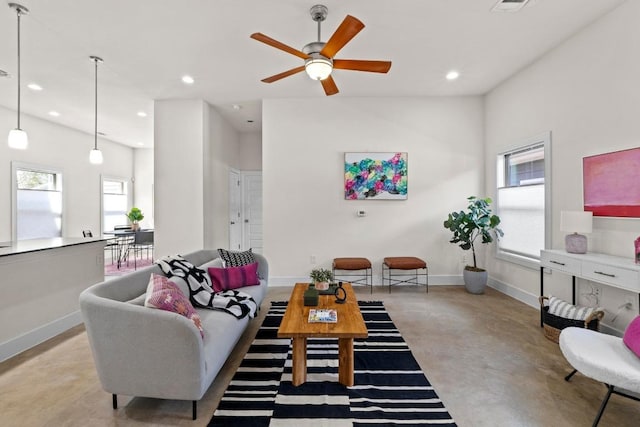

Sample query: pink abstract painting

[583,147,640,217]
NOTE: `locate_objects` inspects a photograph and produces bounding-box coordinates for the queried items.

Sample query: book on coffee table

[308,309,338,323]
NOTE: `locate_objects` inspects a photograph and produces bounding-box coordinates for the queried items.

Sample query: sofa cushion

[208,262,260,292]
[237,279,268,303]
[217,248,255,267]
[199,258,224,270]
[127,293,147,306]
[144,273,204,338]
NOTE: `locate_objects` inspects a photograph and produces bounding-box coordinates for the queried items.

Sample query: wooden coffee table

[278,283,368,387]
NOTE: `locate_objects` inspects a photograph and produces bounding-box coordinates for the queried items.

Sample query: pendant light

[89,56,104,164]
[7,3,29,150]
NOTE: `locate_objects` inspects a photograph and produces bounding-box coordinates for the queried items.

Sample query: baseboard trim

[0,311,83,362]
[487,277,539,309]
[269,275,463,287]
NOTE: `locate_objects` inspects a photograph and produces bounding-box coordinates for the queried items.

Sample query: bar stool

[332,257,373,293]
[382,257,428,293]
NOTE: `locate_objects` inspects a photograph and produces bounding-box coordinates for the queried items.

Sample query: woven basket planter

[538,296,604,344]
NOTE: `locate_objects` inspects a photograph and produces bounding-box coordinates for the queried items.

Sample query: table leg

[540,266,544,327]
[291,337,307,386]
[338,337,355,386]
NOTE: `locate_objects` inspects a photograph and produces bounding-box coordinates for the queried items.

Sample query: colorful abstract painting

[583,147,640,217]
[344,152,408,200]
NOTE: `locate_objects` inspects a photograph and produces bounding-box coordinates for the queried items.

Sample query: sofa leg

[112,394,118,409]
[192,401,197,420]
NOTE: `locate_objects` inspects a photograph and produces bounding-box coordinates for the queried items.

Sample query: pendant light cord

[94,58,98,150]
[16,7,22,129]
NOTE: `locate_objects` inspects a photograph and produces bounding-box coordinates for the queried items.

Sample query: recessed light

[446,70,460,81]
[27,83,43,91]
[137,111,147,117]
[137,142,144,146]
[232,104,242,111]
[48,111,60,117]
[181,75,194,84]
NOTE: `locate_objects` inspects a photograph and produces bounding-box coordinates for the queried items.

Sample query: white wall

[133,148,154,230]
[0,105,133,241]
[240,132,262,171]
[153,100,242,257]
[263,97,484,282]
[485,0,640,332]
[204,104,241,250]
[154,99,205,257]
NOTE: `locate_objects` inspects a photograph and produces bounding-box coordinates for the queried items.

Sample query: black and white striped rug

[209,301,456,426]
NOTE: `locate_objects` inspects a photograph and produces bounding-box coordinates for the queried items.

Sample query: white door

[228,170,242,250]
[242,172,263,253]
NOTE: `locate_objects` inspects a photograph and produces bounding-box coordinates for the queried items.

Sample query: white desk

[539,249,640,326]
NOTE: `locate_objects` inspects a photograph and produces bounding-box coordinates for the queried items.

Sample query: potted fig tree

[443,196,503,294]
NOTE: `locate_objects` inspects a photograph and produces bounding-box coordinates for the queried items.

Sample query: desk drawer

[540,252,580,275]
[582,262,640,291]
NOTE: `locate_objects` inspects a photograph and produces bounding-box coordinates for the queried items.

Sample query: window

[496,132,551,267]
[14,165,63,240]
[102,178,128,233]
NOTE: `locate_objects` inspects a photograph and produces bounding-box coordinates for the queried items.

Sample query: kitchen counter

[0,237,106,257]
[0,237,106,361]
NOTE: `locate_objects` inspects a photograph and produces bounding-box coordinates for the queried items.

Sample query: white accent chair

[559,327,640,426]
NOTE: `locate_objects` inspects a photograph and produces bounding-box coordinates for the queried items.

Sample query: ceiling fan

[250,4,392,96]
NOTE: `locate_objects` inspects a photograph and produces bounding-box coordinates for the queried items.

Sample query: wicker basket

[539,296,604,343]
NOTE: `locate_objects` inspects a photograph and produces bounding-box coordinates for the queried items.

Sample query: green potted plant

[126,207,144,231]
[310,268,333,291]
[443,196,503,294]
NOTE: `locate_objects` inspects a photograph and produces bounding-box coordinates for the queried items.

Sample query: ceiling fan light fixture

[305,55,333,81]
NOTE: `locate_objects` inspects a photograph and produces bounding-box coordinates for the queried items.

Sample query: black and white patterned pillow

[217,248,255,267]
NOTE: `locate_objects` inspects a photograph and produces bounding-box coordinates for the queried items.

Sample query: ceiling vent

[491,0,530,12]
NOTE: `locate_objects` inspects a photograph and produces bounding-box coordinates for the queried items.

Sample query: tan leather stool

[332,257,373,293]
[382,257,428,293]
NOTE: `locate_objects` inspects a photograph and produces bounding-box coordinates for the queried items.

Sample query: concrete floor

[1,285,638,426]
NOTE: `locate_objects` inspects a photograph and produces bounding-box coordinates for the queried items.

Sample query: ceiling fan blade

[250,33,310,59]
[333,59,392,73]
[261,66,306,83]
[320,15,365,58]
[321,76,339,96]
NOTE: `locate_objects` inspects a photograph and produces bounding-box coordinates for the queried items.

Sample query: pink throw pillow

[208,262,260,292]
[144,274,204,338]
[623,315,640,358]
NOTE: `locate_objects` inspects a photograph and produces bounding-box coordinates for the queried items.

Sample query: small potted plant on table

[126,207,144,231]
[310,268,333,292]
[443,196,503,294]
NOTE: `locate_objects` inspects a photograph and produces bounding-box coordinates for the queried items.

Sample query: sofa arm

[253,252,269,283]
[80,289,207,401]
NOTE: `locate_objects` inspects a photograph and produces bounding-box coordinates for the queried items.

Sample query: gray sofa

[79,249,268,420]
